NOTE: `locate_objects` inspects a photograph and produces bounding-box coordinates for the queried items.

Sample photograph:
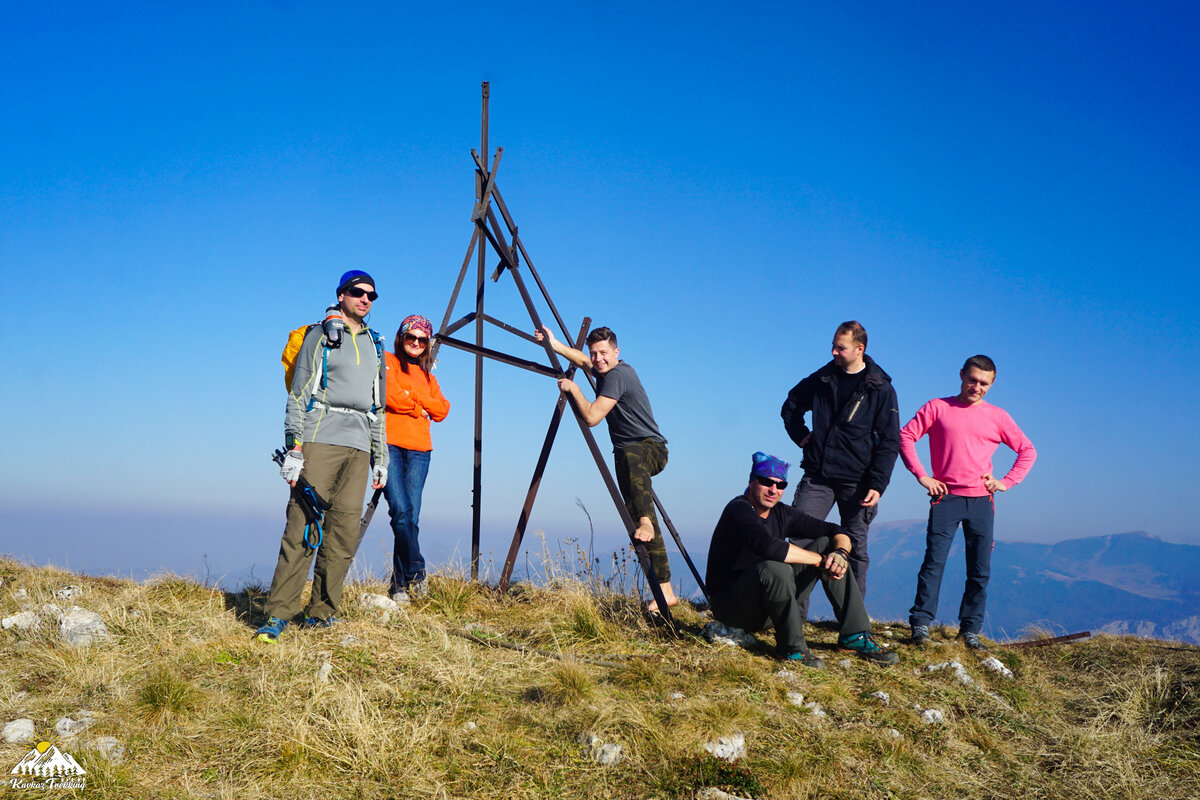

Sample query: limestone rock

[804,701,826,718]
[55,585,84,601]
[698,788,762,800]
[316,661,333,683]
[576,732,623,765]
[870,691,890,706]
[668,691,686,701]
[60,607,110,646]
[83,735,125,764]
[981,656,1014,679]
[703,733,746,761]
[702,621,758,649]
[886,728,901,739]
[838,659,854,668]
[3,719,35,743]
[38,603,64,622]
[921,708,946,725]
[339,634,363,647]
[774,668,799,684]
[926,660,973,686]
[786,691,805,707]
[55,714,97,739]
[359,593,401,622]
[2,611,40,631]
[12,588,28,600]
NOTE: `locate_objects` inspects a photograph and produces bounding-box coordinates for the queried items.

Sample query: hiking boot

[254,617,288,643]
[909,623,931,646]
[301,615,339,629]
[839,631,900,666]
[782,650,826,670]
[958,630,989,651]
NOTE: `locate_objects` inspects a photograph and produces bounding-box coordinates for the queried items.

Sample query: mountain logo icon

[10,740,87,778]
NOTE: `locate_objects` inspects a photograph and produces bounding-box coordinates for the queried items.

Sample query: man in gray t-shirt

[537,325,676,611]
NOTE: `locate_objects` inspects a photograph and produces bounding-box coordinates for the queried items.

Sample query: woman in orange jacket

[383,315,450,598]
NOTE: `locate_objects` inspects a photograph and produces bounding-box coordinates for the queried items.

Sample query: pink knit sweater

[899,397,1036,497]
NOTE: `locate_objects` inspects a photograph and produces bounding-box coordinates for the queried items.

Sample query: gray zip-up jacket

[285,325,388,466]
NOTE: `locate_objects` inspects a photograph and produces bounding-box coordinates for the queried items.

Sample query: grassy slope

[1,556,1198,800]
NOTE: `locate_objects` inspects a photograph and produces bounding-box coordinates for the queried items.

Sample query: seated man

[705,452,898,668]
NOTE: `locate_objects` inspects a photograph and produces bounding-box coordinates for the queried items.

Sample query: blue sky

[3,2,1197,587]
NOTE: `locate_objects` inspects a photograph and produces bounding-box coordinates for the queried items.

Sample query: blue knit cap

[337,269,376,295]
[750,451,789,481]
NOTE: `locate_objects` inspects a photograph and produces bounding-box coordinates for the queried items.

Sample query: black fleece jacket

[780,355,901,494]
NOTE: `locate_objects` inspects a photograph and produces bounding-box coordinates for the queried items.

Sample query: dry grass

[1,554,1198,799]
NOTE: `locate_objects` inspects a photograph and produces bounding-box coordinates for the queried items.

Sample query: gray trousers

[709,536,871,656]
[264,442,370,621]
[792,475,877,598]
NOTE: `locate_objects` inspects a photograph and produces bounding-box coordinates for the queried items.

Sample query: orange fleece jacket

[384,351,450,451]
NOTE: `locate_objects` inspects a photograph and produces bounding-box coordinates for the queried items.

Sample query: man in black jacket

[780,321,900,600]
[705,452,898,668]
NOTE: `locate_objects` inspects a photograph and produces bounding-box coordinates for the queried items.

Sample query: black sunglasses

[343,286,378,301]
[754,476,788,490]
[403,333,429,346]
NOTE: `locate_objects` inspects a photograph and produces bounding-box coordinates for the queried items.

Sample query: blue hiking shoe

[782,649,826,670]
[909,623,931,646]
[839,631,900,665]
[255,617,288,643]
[301,615,339,629]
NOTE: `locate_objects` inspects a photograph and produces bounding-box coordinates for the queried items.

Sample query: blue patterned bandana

[750,451,789,481]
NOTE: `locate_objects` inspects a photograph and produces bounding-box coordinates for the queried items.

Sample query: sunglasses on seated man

[754,476,787,491]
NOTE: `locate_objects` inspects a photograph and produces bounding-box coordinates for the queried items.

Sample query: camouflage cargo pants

[614,438,670,582]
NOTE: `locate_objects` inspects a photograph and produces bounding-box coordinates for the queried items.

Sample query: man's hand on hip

[918,476,948,497]
[860,489,881,507]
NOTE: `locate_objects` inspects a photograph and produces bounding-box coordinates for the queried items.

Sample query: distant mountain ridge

[840,523,1200,644]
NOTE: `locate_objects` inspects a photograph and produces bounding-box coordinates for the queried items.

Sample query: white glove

[280,450,305,483]
[371,464,387,486]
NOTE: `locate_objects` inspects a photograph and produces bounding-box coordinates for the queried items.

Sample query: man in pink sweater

[899,355,1036,650]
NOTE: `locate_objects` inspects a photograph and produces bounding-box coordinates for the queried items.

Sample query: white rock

[703,733,746,761]
[339,634,362,647]
[463,721,478,731]
[926,660,973,686]
[577,732,623,765]
[83,735,125,764]
[981,656,1014,679]
[838,659,854,668]
[591,742,623,765]
[390,591,412,605]
[668,691,686,701]
[60,606,110,646]
[886,728,901,739]
[38,603,64,621]
[12,588,28,600]
[360,592,401,622]
[880,629,894,639]
[870,691,890,706]
[2,611,40,631]
[805,702,826,718]
[55,585,84,601]
[3,719,35,743]
[701,622,758,649]
[698,788,760,800]
[316,662,333,683]
[786,691,805,707]
[774,668,799,684]
[920,709,946,725]
[55,716,97,739]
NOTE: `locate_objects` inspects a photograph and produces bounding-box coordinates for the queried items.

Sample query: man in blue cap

[255,270,388,643]
[704,452,898,667]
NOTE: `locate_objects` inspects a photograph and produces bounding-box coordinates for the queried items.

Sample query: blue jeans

[384,445,431,593]
[909,494,995,633]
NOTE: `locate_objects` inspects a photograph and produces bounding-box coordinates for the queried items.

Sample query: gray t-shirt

[595,361,666,451]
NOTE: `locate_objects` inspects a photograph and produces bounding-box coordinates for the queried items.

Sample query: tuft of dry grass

[1,554,1198,799]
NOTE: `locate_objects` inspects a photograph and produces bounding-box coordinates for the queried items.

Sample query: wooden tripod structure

[430,83,709,624]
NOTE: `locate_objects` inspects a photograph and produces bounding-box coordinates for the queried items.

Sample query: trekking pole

[359,487,384,538]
